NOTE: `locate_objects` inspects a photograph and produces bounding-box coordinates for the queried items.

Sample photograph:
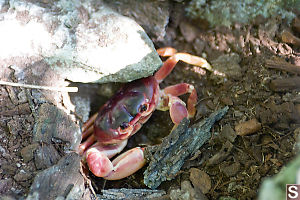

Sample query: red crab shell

[93,76,159,144]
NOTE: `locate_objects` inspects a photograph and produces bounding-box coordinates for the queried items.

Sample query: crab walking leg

[79,134,96,155]
[163,83,197,118]
[82,113,98,133]
[155,47,211,83]
[82,125,94,141]
[86,145,146,180]
[79,113,99,154]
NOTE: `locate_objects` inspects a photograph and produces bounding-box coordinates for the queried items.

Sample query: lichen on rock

[186,0,298,27]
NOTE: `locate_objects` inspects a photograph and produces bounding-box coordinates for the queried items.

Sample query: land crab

[79,47,211,180]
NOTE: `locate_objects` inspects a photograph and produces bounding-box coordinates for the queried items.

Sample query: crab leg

[163,83,197,118]
[82,113,97,139]
[79,113,98,155]
[155,47,211,83]
[86,144,145,180]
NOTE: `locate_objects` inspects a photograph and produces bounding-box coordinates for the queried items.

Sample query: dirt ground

[1,2,300,200]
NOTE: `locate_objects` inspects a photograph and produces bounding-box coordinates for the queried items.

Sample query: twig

[265,57,300,75]
[281,30,300,47]
[293,17,300,33]
[269,77,300,92]
[0,80,78,92]
[144,106,229,189]
[97,188,166,199]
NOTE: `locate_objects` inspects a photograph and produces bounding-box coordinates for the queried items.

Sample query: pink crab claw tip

[104,147,146,180]
[170,101,188,124]
[86,149,114,177]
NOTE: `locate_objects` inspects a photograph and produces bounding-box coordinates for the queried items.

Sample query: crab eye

[120,122,129,130]
[139,104,148,112]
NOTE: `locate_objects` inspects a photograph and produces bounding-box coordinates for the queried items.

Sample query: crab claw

[169,96,188,124]
[86,147,146,180]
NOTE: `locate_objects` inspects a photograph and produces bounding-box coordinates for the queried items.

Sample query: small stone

[34,103,81,151]
[29,153,84,200]
[210,53,242,81]
[170,180,208,200]
[193,38,206,55]
[169,188,182,200]
[221,97,233,106]
[20,143,39,162]
[235,118,261,136]
[206,100,215,110]
[17,90,28,103]
[179,21,198,42]
[207,141,233,165]
[220,162,240,177]
[34,144,61,170]
[220,124,237,143]
[189,168,211,194]
[0,178,13,194]
[14,170,32,182]
[2,163,17,176]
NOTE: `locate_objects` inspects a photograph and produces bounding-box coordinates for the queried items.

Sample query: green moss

[186,0,299,27]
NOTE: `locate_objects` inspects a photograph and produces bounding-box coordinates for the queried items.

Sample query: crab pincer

[79,47,211,180]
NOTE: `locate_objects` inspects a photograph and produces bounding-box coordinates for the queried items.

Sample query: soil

[1,2,300,200]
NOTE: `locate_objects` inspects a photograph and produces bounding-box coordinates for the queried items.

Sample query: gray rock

[34,144,61,170]
[0,0,162,84]
[170,181,208,200]
[28,153,85,200]
[104,0,170,42]
[220,124,237,143]
[1,163,18,176]
[210,53,242,81]
[33,103,81,151]
[20,143,39,163]
[0,178,13,194]
[14,170,33,182]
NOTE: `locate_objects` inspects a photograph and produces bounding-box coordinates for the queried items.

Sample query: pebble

[20,143,39,162]
[28,153,84,199]
[179,21,198,42]
[34,144,61,170]
[14,170,32,182]
[210,53,242,81]
[189,168,211,194]
[235,118,261,136]
[220,162,240,177]
[220,97,233,106]
[0,178,13,194]
[207,141,233,165]
[2,163,17,176]
[220,124,237,143]
[193,38,206,55]
[170,180,208,200]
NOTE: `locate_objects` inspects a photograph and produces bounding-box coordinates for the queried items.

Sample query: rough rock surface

[0,0,162,84]
[27,153,86,200]
[103,0,170,42]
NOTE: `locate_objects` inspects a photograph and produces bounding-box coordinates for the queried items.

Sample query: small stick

[265,57,300,75]
[293,17,300,33]
[0,80,78,92]
[281,30,300,46]
[270,77,300,92]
